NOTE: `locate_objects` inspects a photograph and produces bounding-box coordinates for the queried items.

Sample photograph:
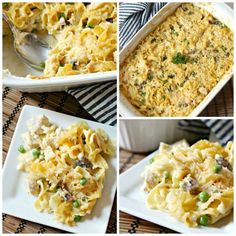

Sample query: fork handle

[3,12,19,36]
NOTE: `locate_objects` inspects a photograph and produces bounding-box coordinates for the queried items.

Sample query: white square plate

[2,105,117,233]
[119,148,234,234]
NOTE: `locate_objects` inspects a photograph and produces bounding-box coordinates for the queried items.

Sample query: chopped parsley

[58,13,66,20]
[162,95,166,100]
[172,53,188,64]
[191,71,197,77]
[221,45,227,52]
[170,25,179,36]
[140,91,146,97]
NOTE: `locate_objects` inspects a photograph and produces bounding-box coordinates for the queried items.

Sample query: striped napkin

[120,2,167,47]
[178,120,233,146]
[67,81,117,126]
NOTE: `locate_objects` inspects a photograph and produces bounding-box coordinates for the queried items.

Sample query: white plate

[2,105,117,233]
[119,2,234,117]
[119,148,234,234]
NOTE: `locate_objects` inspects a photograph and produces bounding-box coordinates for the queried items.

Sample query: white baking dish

[3,23,116,93]
[3,71,117,93]
[119,2,234,117]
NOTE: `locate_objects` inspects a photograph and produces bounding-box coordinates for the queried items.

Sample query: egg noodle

[17,115,114,226]
[120,3,233,116]
[143,140,233,227]
[4,2,117,78]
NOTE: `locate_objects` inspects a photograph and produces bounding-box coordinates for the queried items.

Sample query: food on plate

[120,3,233,116]
[142,140,233,227]
[17,115,114,226]
[3,2,117,78]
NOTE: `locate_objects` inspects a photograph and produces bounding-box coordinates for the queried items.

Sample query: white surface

[2,105,117,233]
[119,2,234,117]
[119,148,234,234]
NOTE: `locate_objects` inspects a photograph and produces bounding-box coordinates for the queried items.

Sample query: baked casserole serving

[120,3,233,117]
[3,2,117,79]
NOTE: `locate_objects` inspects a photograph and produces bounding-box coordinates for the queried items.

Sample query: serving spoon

[3,12,51,72]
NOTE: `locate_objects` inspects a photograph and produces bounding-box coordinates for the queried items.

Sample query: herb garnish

[172,53,188,64]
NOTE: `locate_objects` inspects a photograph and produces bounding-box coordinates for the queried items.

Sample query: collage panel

[119,119,234,233]
[119,2,234,117]
[1,0,235,235]
[2,1,117,234]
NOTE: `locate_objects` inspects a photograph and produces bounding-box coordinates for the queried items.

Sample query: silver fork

[3,12,51,72]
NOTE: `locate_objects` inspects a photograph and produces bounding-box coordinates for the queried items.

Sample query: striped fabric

[67,81,117,126]
[119,2,167,47]
[178,120,233,146]
[203,119,234,146]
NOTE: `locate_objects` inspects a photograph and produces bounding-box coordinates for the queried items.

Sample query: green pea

[86,23,94,28]
[163,171,170,179]
[80,177,87,186]
[198,191,210,203]
[213,164,222,173]
[199,215,209,226]
[149,158,154,164]
[72,200,80,208]
[18,145,26,153]
[32,149,41,158]
[74,215,81,222]
[39,62,45,69]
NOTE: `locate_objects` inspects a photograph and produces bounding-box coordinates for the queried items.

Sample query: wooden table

[2,87,117,234]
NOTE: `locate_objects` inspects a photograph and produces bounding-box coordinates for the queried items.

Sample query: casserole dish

[119,2,233,117]
[2,2,117,93]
